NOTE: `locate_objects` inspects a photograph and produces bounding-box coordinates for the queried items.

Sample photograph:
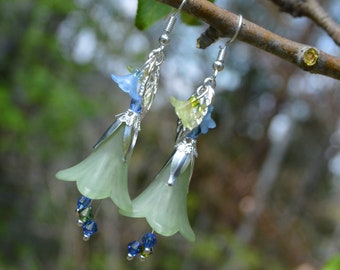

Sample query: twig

[158,0,340,80]
[196,25,223,49]
[270,0,340,46]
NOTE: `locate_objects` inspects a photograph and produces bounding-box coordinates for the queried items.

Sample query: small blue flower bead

[76,196,92,212]
[111,72,140,101]
[188,105,216,139]
[127,240,142,260]
[82,219,98,241]
[199,106,216,134]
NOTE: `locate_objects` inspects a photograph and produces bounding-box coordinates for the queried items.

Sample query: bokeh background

[2,0,340,269]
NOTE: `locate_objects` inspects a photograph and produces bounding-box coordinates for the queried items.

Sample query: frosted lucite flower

[120,138,197,239]
[170,84,215,131]
[120,106,216,241]
[56,69,144,212]
[111,70,141,101]
[56,120,133,211]
[120,141,196,241]
[170,96,207,131]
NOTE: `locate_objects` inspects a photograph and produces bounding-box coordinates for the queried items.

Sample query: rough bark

[158,0,340,80]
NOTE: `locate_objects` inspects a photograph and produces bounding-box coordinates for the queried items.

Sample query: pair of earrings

[56,0,243,261]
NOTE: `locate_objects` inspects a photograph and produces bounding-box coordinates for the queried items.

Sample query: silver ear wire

[177,0,187,11]
[170,0,187,17]
[160,0,187,46]
[211,14,243,77]
[225,14,243,46]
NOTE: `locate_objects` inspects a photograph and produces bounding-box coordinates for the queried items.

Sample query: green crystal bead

[189,96,200,108]
[140,247,153,261]
[78,206,93,224]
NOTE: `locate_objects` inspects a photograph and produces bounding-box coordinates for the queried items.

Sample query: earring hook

[169,0,187,17]
[225,14,243,46]
[209,14,243,78]
[177,0,187,11]
[162,0,187,37]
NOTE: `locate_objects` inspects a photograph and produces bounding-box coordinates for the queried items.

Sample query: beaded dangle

[56,0,187,241]
[120,15,243,256]
[127,232,157,261]
[74,195,97,240]
[120,108,215,244]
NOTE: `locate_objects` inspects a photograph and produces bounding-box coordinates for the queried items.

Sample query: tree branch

[270,0,340,46]
[158,0,340,80]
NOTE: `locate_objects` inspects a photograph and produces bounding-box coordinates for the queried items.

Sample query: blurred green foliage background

[1,0,340,269]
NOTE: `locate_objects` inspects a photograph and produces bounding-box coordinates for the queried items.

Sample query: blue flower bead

[111,71,141,101]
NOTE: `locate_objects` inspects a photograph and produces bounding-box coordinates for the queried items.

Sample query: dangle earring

[120,15,243,260]
[56,0,187,240]
[75,195,98,240]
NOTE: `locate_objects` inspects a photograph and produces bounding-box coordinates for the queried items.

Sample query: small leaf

[181,12,202,26]
[135,0,172,30]
[323,255,340,270]
[135,0,216,30]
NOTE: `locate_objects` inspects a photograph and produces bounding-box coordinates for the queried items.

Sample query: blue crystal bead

[82,219,97,241]
[77,196,92,212]
[129,98,142,113]
[127,240,142,260]
[141,233,157,249]
[187,128,200,139]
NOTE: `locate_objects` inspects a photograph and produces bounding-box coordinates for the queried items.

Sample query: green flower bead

[56,123,132,212]
[170,96,207,131]
[120,157,195,242]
